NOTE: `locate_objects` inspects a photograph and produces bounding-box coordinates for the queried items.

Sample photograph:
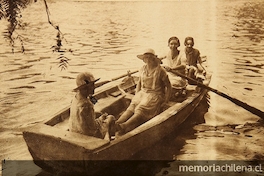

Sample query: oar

[169,70,264,119]
[95,70,139,88]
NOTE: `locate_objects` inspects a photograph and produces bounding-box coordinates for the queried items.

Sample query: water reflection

[236,1,264,42]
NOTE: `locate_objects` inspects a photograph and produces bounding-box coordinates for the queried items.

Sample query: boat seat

[94,94,126,114]
[124,93,134,100]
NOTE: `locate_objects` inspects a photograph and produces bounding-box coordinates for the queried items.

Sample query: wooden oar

[169,70,264,119]
[95,70,139,88]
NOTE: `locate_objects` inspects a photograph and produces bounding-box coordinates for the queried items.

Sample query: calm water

[1,0,264,175]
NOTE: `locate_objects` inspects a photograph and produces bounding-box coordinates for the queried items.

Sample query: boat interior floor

[54,83,199,133]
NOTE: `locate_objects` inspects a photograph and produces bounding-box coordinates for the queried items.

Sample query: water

[1,0,264,175]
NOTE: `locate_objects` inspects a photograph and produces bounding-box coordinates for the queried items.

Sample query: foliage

[52,29,71,71]
[43,0,70,70]
[0,0,32,52]
[0,0,70,70]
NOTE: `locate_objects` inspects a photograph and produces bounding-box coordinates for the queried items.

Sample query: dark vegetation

[0,0,70,70]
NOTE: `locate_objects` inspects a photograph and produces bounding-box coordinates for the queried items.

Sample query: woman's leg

[103,115,115,140]
[121,113,145,133]
[116,110,133,124]
[187,68,196,84]
[115,110,134,138]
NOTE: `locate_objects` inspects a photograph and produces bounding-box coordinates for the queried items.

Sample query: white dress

[166,50,187,88]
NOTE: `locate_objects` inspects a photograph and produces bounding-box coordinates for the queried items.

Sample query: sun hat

[73,72,100,92]
[136,48,157,60]
[137,48,162,64]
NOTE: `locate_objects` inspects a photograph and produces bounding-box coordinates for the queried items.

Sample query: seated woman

[184,37,206,85]
[69,72,115,141]
[163,36,187,97]
[115,49,171,135]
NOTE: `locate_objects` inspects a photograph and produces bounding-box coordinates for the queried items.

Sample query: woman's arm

[164,63,185,71]
[196,50,206,72]
[163,75,172,104]
[136,76,141,93]
[171,64,185,70]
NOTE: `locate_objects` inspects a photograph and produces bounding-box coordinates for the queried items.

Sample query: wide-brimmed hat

[137,48,162,64]
[73,72,100,92]
[137,48,157,60]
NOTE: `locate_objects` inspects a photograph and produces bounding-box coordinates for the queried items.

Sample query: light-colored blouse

[166,50,187,69]
[139,65,168,94]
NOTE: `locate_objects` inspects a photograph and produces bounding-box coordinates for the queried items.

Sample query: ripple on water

[29,80,56,84]
[243,74,262,78]
[5,92,24,95]
[6,73,42,81]
[60,76,75,79]
[244,87,253,91]
[0,1,264,174]
[10,86,35,89]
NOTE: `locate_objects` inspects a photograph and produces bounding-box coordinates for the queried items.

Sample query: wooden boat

[23,69,211,175]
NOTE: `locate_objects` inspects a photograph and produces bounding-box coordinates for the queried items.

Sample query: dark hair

[168,36,180,47]
[184,37,194,46]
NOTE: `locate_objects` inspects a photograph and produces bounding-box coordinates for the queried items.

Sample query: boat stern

[23,124,110,174]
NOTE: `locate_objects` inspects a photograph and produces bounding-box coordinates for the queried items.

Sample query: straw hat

[137,48,162,64]
[73,72,100,92]
[137,48,156,60]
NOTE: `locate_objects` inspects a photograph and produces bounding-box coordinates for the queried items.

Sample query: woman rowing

[163,36,187,97]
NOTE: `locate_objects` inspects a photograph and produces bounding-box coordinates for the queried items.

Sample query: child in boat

[184,37,206,85]
[115,49,172,135]
[163,36,187,97]
[69,72,115,141]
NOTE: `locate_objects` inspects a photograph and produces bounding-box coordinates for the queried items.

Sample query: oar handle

[169,70,264,119]
[111,70,139,81]
[95,80,111,88]
[95,70,139,88]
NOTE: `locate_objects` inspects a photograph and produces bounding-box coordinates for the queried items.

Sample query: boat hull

[23,73,211,175]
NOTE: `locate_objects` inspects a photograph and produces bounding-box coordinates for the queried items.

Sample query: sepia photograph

[1,0,264,175]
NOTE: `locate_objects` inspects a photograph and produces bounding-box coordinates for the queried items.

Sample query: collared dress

[127,65,169,120]
[166,50,187,88]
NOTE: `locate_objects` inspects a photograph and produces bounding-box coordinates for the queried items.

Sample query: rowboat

[23,69,211,175]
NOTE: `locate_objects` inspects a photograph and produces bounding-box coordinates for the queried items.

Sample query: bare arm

[166,51,186,71]
[171,64,185,70]
[196,51,206,72]
[164,64,185,72]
